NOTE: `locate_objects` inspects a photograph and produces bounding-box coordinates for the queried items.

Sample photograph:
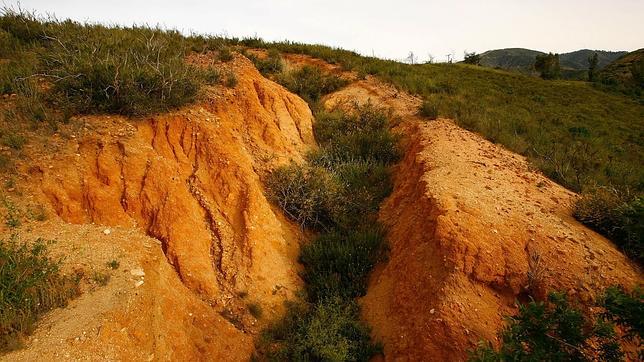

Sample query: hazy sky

[15,0,644,62]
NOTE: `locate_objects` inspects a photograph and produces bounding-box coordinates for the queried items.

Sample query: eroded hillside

[2,54,314,361]
[1,48,641,362]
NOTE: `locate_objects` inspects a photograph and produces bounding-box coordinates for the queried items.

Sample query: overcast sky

[14,0,644,62]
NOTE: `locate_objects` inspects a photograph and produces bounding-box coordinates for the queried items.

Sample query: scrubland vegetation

[260,103,397,360]
[470,287,643,361]
[0,235,79,351]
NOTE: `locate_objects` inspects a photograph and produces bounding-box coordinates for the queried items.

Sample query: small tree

[463,52,481,65]
[588,52,599,82]
[535,53,561,80]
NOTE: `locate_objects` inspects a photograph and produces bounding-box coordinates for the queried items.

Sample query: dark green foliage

[0,8,224,119]
[469,293,624,362]
[300,228,387,302]
[464,52,481,65]
[247,48,284,75]
[258,298,381,362]
[311,104,400,165]
[276,65,348,104]
[0,235,79,351]
[535,53,561,80]
[224,71,238,88]
[1,132,25,150]
[265,164,342,230]
[588,53,599,82]
[40,25,200,115]
[600,286,643,341]
[574,188,643,263]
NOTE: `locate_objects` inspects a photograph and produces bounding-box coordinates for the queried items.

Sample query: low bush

[258,298,381,361]
[276,65,348,104]
[300,228,387,302]
[418,100,439,119]
[312,104,400,165]
[247,48,283,75]
[0,8,225,119]
[470,292,624,361]
[600,286,643,341]
[574,187,643,263]
[217,46,233,62]
[262,95,395,361]
[40,26,201,116]
[0,235,79,351]
[265,163,343,230]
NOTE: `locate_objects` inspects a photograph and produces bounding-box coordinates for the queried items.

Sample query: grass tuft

[0,235,79,351]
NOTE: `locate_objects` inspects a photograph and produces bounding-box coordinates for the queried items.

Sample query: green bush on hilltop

[276,65,348,104]
[0,8,229,119]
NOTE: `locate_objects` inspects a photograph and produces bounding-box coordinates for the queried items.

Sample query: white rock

[103,228,111,235]
[430,308,435,314]
[130,268,145,277]
[134,280,144,288]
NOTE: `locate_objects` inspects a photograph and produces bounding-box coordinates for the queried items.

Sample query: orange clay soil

[325,77,642,361]
[1,53,314,361]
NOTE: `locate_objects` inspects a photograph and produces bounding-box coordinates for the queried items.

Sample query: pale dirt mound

[2,54,314,360]
[325,79,642,361]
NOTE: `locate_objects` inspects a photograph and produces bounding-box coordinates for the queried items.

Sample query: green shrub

[265,164,342,230]
[312,104,400,165]
[600,286,643,341]
[0,235,79,351]
[223,71,238,88]
[41,26,200,115]
[0,9,219,118]
[418,100,439,119]
[470,292,623,361]
[276,65,348,104]
[333,160,392,223]
[218,46,233,62]
[301,228,387,302]
[259,298,381,361]
[574,187,643,263]
[247,48,284,75]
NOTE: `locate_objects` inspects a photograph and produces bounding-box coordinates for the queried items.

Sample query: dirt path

[325,77,642,361]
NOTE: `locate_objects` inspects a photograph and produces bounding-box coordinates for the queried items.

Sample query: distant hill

[596,48,644,99]
[479,48,627,78]
[479,48,543,71]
